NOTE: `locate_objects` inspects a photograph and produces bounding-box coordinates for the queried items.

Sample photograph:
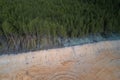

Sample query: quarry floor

[0,40,120,80]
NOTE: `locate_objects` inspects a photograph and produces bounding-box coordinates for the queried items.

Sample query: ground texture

[0,40,120,80]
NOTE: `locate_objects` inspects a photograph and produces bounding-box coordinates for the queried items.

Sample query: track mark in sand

[49,71,79,80]
[72,47,77,58]
[61,60,76,66]
[95,67,118,80]
[33,75,48,80]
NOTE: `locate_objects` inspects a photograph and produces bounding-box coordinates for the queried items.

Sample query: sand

[0,40,120,80]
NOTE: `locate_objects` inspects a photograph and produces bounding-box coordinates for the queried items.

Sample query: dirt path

[0,40,120,80]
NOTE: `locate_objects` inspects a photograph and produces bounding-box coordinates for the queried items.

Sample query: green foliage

[0,0,120,53]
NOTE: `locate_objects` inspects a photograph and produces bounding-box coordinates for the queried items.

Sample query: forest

[0,0,120,54]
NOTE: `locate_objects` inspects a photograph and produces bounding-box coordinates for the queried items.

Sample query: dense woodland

[0,0,120,54]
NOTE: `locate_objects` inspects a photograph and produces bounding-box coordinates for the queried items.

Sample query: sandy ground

[0,40,120,80]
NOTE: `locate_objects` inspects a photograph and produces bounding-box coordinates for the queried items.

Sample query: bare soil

[0,40,120,80]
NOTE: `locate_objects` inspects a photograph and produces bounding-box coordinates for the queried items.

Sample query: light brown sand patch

[0,40,120,80]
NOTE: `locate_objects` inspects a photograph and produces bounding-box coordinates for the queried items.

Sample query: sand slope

[0,40,120,80]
